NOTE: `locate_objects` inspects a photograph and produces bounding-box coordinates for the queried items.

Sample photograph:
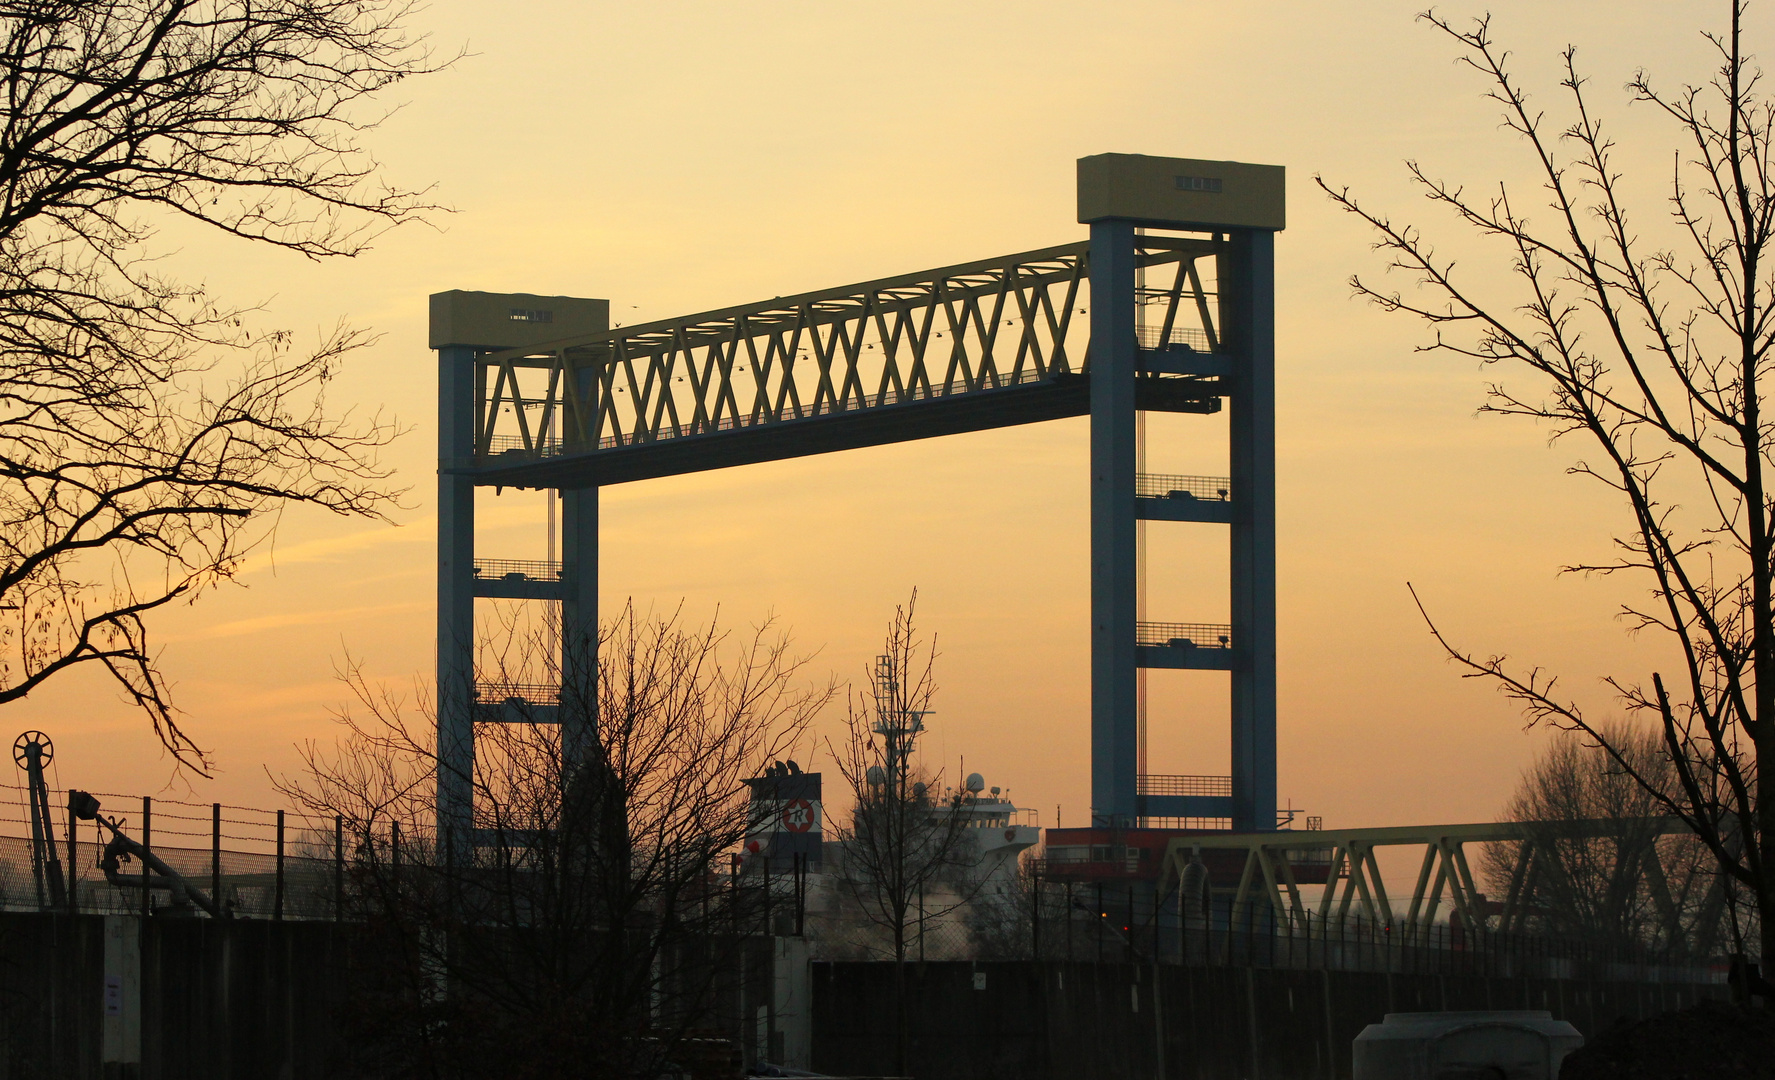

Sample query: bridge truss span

[473,235,1224,488]
[434,153,1286,841]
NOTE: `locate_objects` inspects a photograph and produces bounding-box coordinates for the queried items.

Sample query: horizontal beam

[472,578,569,601]
[470,236,1225,484]
[1138,644,1237,671]
[474,374,1222,489]
[481,238,1214,364]
[473,702,559,724]
[1140,350,1230,377]
[1162,817,1689,852]
[493,241,1086,361]
[1137,794,1235,818]
[1136,496,1233,523]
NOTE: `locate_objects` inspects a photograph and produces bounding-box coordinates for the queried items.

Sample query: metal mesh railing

[472,682,559,706]
[1136,325,1213,353]
[1137,774,1232,797]
[1137,817,1234,830]
[473,559,562,581]
[1136,473,1229,501]
[1137,622,1233,649]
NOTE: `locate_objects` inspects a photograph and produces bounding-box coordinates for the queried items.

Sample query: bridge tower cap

[1078,154,1285,231]
[429,290,609,350]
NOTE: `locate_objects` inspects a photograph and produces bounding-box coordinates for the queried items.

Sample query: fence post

[794,853,806,936]
[142,796,152,920]
[1031,869,1041,960]
[762,853,773,937]
[1127,884,1135,963]
[65,798,77,914]
[1246,887,1256,968]
[917,881,924,962]
[1096,882,1104,963]
[274,809,285,921]
[444,820,454,929]
[211,803,221,917]
[1066,883,1074,960]
[334,815,344,922]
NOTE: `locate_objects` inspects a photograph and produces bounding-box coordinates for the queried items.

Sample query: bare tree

[0,1,443,764]
[278,603,833,1080]
[824,592,978,1076]
[1481,723,1735,958]
[1320,3,1775,960]
[963,850,1045,960]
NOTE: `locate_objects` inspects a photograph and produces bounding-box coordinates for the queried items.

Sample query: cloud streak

[171,601,428,642]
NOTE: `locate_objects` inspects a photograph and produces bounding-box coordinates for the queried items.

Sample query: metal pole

[1089,220,1140,827]
[211,803,221,917]
[1096,882,1104,963]
[66,798,77,914]
[1127,884,1135,963]
[142,796,151,920]
[560,485,598,775]
[731,855,741,936]
[436,343,478,848]
[274,810,285,921]
[1226,228,1278,832]
[334,815,344,922]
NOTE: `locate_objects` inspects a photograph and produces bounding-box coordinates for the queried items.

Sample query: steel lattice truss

[473,235,1222,488]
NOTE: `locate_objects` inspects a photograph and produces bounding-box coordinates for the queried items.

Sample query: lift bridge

[432,153,1283,838]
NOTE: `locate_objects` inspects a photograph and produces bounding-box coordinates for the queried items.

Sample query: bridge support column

[1090,220,1139,827]
[560,487,598,770]
[1227,229,1277,833]
[437,344,478,843]
[1078,154,1283,834]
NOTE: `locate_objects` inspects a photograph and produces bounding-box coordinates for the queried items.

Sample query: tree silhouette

[0,1,443,764]
[1323,4,1775,960]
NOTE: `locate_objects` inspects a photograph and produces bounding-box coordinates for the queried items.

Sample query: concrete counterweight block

[1353,1010,1584,1080]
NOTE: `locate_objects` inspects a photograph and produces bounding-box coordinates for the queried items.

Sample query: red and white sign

[781,798,816,833]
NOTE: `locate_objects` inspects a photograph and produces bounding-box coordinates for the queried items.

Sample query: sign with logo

[781,798,816,833]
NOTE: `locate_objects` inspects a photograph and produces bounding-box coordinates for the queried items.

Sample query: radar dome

[965,773,985,793]
[865,765,886,787]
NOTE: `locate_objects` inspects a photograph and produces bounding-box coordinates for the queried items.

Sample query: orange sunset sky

[4,1,1745,837]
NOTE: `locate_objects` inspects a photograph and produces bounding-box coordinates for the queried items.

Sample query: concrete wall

[811,961,1721,1080]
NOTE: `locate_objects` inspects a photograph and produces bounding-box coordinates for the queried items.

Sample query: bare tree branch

[0,1,447,766]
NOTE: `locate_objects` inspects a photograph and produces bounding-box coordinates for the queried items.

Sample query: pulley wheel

[12,730,51,768]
